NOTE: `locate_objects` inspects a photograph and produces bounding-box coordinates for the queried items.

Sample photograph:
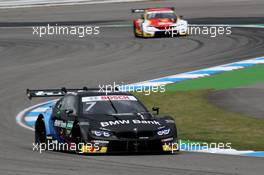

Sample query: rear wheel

[35,115,46,144]
[133,25,138,37]
[133,22,141,38]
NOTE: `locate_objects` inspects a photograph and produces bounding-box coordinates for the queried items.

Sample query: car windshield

[147,12,177,20]
[81,95,148,115]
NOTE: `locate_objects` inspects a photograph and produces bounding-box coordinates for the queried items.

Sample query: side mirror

[152,106,160,115]
[179,15,183,19]
[65,109,74,115]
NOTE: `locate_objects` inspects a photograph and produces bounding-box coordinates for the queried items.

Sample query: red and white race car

[132,7,188,38]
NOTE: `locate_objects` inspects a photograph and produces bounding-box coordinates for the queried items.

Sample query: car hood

[148,18,177,27]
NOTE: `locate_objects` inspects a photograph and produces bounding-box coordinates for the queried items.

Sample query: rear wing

[26,87,94,99]
[26,87,120,99]
[131,7,175,13]
[131,9,145,13]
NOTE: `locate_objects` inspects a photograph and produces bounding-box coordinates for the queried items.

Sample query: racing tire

[35,115,46,144]
[71,122,84,154]
[133,25,138,37]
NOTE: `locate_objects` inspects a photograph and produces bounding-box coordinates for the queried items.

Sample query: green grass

[166,64,264,91]
[134,64,264,150]
[135,91,264,150]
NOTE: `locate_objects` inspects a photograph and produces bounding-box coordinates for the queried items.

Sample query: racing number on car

[85,102,96,112]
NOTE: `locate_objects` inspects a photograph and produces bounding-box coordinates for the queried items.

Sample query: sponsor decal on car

[100,119,161,127]
[82,95,137,102]
[54,120,67,128]
[54,120,73,129]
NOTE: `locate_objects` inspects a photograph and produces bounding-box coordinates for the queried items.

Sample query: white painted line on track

[195,149,254,155]
[1,24,264,29]
[189,24,264,28]
[131,81,173,86]
[0,0,147,9]
[169,74,208,79]
[203,66,243,71]
[0,24,132,29]
[239,60,264,64]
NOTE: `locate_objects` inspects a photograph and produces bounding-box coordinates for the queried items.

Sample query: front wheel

[71,122,84,154]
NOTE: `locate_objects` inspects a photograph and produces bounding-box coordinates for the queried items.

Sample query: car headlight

[180,21,187,26]
[157,128,171,136]
[91,130,112,138]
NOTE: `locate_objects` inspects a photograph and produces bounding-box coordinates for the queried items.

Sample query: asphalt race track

[0,0,264,175]
[209,83,264,119]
